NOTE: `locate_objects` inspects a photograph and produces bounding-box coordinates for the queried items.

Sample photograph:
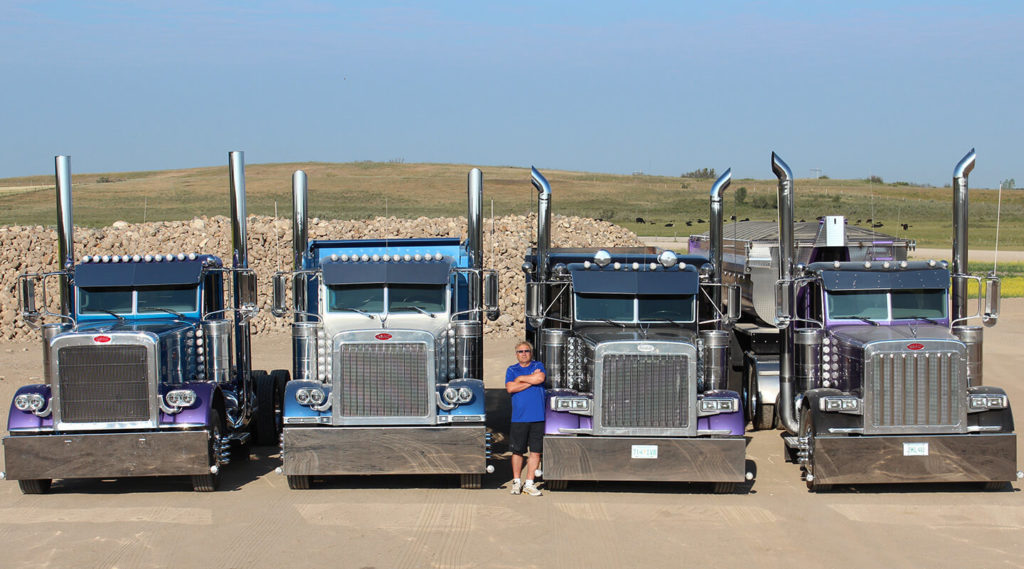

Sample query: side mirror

[236,270,258,311]
[483,272,500,321]
[983,275,1000,327]
[18,276,39,324]
[272,273,289,318]
[727,284,741,321]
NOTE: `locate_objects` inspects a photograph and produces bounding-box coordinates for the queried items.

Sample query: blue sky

[2,1,1021,189]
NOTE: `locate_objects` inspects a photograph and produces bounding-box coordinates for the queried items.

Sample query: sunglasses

[516,349,531,354]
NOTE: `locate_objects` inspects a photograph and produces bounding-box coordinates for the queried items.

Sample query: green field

[2,161,1022,249]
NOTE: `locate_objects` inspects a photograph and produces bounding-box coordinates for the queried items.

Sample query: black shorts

[509,421,544,455]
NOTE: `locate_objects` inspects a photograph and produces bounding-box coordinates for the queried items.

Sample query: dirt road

[1,303,1022,569]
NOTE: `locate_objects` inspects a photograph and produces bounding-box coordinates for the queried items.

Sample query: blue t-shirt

[505,361,547,423]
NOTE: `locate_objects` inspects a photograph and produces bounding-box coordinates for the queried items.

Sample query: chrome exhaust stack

[531,167,552,284]
[951,148,975,323]
[467,168,484,320]
[292,170,309,317]
[709,168,732,319]
[227,151,252,398]
[55,155,74,316]
[772,152,800,434]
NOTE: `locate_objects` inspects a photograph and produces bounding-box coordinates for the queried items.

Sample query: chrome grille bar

[867,351,964,433]
[337,343,430,417]
[57,345,150,423]
[601,354,689,429]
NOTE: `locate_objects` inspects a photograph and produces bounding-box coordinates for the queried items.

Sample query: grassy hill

[2,161,1022,249]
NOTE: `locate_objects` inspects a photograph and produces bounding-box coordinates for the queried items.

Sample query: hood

[575,325,697,346]
[830,323,957,348]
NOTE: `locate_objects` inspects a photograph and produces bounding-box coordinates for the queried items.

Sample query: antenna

[994,181,1004,274]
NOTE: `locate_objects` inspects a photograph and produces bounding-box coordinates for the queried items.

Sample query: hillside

[2,161,1021,249]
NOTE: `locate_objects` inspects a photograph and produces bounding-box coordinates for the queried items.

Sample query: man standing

[505,340,546,496]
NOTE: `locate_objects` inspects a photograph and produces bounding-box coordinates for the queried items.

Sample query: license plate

[903,442,929,456]
[631,445,658,459]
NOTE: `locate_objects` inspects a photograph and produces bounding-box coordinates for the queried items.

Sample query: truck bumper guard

[543,435,748,482]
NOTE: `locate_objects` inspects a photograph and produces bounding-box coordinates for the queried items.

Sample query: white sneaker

[510,480,522,495]
[522,483,542,496]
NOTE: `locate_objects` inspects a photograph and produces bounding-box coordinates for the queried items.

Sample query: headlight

[296,389,311,405]
[14,393,45,412]
[969,394,1008,411]
[551,397,591,414]
[820,396,862,414]
[308,388,326,405]
[443,387,459,404]
[166,389,197,408]
[699,398,736,413]
[457,387,473,404]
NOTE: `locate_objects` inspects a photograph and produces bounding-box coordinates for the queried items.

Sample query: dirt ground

[1,303,1022,569]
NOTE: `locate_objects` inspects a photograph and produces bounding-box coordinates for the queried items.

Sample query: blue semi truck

[2,152,285,493]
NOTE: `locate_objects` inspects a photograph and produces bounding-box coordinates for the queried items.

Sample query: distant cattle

[635,217,646,223]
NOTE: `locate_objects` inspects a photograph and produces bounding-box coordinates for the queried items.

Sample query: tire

[799,406,831,493]
[254,370,280,446]
[753,402,776,432]
[18,479,52,494]
[712,482,736,494]
[460,474,482,489]
[546,480,567,491]
[192,409,223,492]
[287,475,310,490]
[981,481,1010,491]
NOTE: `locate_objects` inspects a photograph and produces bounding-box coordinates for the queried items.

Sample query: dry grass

[2,162,1022,249]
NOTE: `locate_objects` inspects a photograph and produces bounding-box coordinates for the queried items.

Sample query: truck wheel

[712,482,736,494]
[799,407,831,493]
[287,475,310,490]
[460,474,482,489]
[254,370,280,446]
[192,409,223,492]
[753,402,776,431]
[546,480,567,491]
[18,479,52,494]
[981,481,1010,491]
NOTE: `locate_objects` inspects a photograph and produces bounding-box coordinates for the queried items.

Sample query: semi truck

[522,167,749,492]
[708,150,1019,490]
[2,151,284,493]
[271,168,499,489]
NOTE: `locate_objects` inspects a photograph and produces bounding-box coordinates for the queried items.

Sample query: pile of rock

[0,215,643,341]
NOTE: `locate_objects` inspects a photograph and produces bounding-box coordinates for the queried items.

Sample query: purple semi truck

[522,167,749,493]
[2,152,285,493]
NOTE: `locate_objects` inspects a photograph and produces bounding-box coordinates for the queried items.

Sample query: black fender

[967,385,1015,432]
[800,388,861,434]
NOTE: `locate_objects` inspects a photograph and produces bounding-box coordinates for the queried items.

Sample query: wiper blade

[645,317,685,328]
[392,305,436,318]
[339,307,376,319]
[151,307,185,319]
[855,317,879,326]
[601,319,626,328]
[96,309,126,321]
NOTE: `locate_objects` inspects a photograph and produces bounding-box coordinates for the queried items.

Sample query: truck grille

[57,345,151,424]
[600,354,689,429]
[865,351,965,433]
[337,343,430,417]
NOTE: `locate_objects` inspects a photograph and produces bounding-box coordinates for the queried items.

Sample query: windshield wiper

[601,319,626,328]
[915,317,943,325]
[95,309,126,321]
[150,307,185,319]
[339,307,376,319]
[392,305,436,318]
[854,317,879,326]
[644,317,685,328]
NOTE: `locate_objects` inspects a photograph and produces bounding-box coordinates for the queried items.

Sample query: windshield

[576,294,695,323]
[327,284,446,314]
[79,285,198,315]
[826,289,947,321]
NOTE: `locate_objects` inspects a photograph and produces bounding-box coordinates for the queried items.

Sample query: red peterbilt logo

[907,343,924,350]
[375,333,392,341]
[94,335,112,343]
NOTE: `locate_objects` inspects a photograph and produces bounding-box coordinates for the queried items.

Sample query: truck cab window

[389,284,446,313]
[891,289,947,320]
[328,285,384,313]
[576,294,633,322]
[138,285,199,314]
[79,287,133,314]
[638,295,695,323]
[826,291,888,321]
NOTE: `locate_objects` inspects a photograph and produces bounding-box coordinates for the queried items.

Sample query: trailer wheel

[287,475,310,490]
[18,479,51,494]
[753,403,776,431]
[546,480,567,491]
[192,409,223,492]
[460,474,481,489]
[254,370,281,446]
